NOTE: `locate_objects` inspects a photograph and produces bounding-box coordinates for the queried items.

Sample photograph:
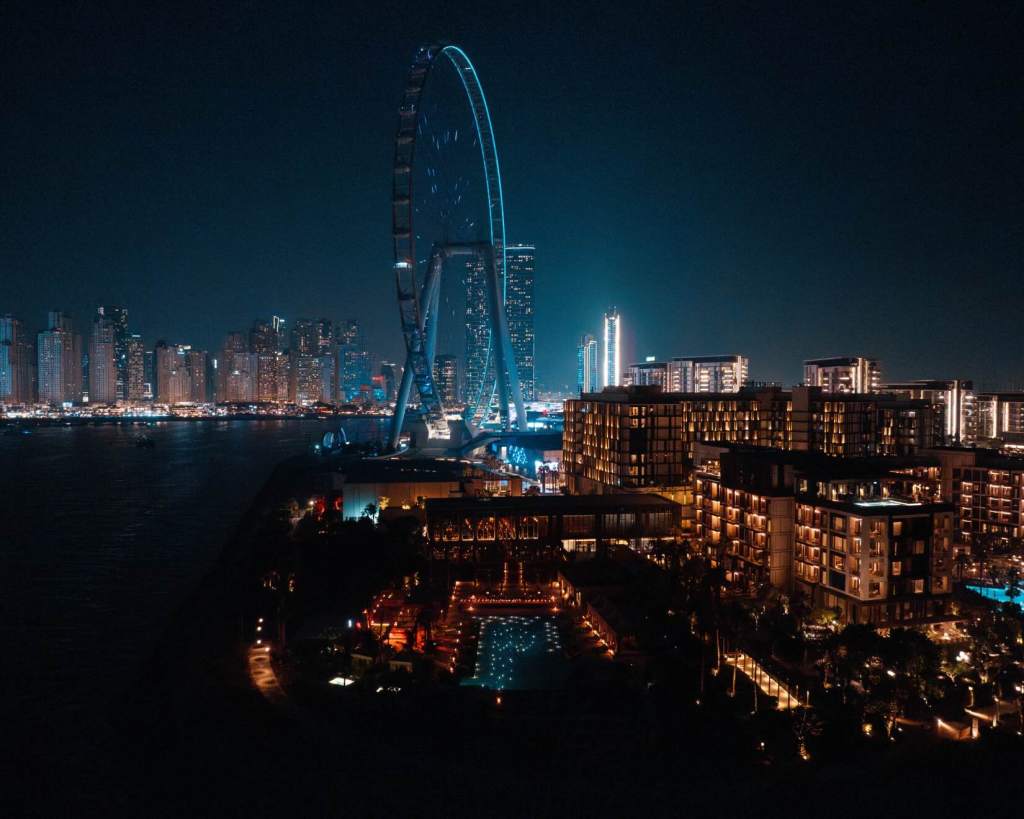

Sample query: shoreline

[1,413,391,428]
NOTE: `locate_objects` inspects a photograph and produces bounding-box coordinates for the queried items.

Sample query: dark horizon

[2,1,1021,390]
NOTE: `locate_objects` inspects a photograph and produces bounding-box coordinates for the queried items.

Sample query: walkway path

[724,651,801,709]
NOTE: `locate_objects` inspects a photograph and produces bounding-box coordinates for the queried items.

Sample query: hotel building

[668,355,748,393]
[924,447,1024,545]
[976,393,1024,446]
[691,443,954,624]
[563,385,935,492]
[804,356,881,394]
[626,359,668,388]
[793,497,953,625]
[883,379,976,445]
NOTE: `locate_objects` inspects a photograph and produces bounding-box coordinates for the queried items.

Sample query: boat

[135,435,156,449]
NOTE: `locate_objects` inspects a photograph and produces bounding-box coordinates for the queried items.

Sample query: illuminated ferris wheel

[388,43,526,450]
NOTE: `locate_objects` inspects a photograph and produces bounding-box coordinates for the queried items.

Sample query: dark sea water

[0,419,383,751]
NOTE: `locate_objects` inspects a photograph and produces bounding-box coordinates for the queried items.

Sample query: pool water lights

[461,615,565,690]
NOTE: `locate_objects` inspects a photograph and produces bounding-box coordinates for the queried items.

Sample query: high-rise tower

[0,315,32,404]
[89,309,118,404]
[505,244,535,401]
[602,308,620,388]
[100,306,129,400]
[577,334,598,394]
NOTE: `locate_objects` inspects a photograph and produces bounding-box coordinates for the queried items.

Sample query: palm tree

[955,550,969,582]
[1007,566,1021,601]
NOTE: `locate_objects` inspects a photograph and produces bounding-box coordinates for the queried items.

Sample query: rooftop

[339,458,471,484]
[424,493,681,515]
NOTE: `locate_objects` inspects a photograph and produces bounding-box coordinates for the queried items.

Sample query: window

[476,517,496,541]
[893,521,904,536]
[891,561,902,576]
[563,514,594,536]
[913,579,924,594]
[913,539,925,555]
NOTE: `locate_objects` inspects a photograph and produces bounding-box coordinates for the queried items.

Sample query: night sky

[2,1,1020,390]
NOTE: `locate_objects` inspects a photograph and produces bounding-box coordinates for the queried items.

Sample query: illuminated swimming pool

[967,584,1024,608]
[461,615,569,690]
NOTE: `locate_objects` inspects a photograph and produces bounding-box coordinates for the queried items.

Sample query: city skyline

[4,9,1024,813]
[2,4,1021,391]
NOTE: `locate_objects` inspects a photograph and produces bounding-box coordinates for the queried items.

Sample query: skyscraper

[143,350,155,400]
[100,306,129,400]
[250,319,280,355]
[186,348,207,403]
[505,244,535,401]
[337,319,370,401]
[38,311,81,404]
[217,332,251,403]
[577,334,598,394]
[290,319,324,403]
[126,334,146,402]
[433,354,461,406]
[602,308,620,388]
[463,256,490,407]
[251,319,285,403]
[0,315,32,404]
[155,341,193,405]
[89,310,118,404]
[380,361,399,402]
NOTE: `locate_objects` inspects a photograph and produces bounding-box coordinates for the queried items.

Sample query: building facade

[563,385,935,496]
[804,356,881,394]
[668,355,748,393]
[505,244,535,401]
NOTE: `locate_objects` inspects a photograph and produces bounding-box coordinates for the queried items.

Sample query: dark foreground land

[7,456,1024,818]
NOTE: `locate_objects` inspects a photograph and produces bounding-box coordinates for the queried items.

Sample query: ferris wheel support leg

[422,258,442,376]
[389,354,416,450]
